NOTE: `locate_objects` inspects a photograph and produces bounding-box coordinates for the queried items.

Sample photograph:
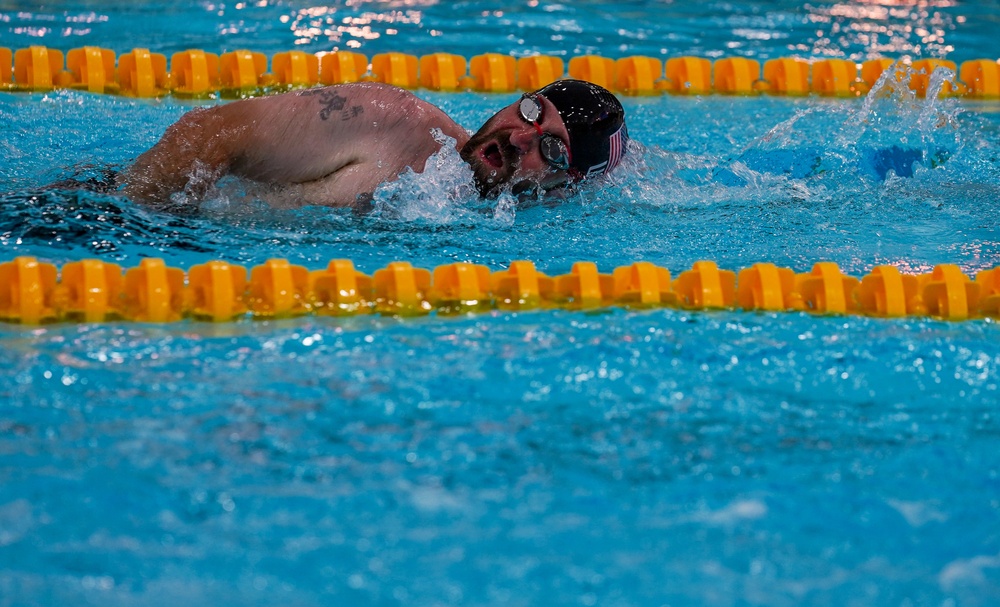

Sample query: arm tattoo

[301,88,365,122]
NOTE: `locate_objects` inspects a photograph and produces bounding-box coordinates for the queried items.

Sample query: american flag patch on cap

[583,123,629,178]
[606,123,628,173]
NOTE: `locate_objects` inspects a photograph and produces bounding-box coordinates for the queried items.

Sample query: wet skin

[121,82,572,208]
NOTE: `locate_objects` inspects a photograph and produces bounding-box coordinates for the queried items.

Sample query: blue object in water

[713,147,826,185]
[715,145,933,186]
[859,145,925,179]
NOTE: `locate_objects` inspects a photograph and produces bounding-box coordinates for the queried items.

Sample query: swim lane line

[2,46,999,98]
[1,257,998,324]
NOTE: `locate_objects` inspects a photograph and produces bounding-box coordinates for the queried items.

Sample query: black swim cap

[536,79,628,179]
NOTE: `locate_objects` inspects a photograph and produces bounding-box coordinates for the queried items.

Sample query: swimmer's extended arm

[119,91,365,205]
[121,83,467,207]
[119,106,231,205]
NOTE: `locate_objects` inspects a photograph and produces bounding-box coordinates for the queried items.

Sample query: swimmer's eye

[519,94,572,171]
[539,134,570,170]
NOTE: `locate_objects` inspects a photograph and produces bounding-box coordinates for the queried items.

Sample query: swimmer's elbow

[118,170,177,208]
[170,107,233,168]
[122,107,234,206]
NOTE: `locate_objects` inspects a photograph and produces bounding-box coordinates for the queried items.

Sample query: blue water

[4,0,1000,62]
[3,1,1000,606]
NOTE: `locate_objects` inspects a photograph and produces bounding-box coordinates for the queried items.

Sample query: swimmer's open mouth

[483,142,504,169]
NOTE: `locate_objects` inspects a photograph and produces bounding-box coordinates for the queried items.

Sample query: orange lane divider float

[2,257,999,325]
[66,46,119,94]
[568,55,616,91]
[419,53,470,91]
[3,45,998,98]
[712,57,762,94]
[0,47,11,88]
[517,55,564,91]
[118,48,169,97]
[961,59,1000,98]
[431,262,493,314]
[371,52,420,89]
[469,53,517,93]
[219,50,268,93]
[663,57,712,95]
[320,50,369,86]
[761,57,811,95]
[810,58,858,96]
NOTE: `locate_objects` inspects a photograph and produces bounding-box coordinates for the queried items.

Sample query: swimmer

[120,79,628,209]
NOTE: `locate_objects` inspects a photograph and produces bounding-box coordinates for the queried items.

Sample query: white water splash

[694,60,970,193]
[369,129,490,224]
[845,61,963,155]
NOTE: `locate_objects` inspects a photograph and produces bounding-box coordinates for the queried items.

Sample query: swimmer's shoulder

[298,82,467,144]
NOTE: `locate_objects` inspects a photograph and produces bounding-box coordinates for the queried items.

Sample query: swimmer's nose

[508,127,538,155]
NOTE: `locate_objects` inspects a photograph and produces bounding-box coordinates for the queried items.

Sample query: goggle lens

[518,94,571,171]
[540,135,570,170]
[518,95,542,123]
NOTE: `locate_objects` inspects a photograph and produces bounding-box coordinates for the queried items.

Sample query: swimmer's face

[460,94,573,198]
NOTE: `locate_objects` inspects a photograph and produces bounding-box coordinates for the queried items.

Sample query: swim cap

[536,79,628,179]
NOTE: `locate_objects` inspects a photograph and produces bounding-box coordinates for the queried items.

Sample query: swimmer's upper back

[121,82,469,208]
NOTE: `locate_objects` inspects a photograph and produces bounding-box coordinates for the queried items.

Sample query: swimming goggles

[518,94,572,171]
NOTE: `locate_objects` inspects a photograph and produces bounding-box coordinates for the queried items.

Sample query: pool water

[2,1,1000,606]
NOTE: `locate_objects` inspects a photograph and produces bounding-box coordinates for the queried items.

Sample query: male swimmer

[120,79,628,209]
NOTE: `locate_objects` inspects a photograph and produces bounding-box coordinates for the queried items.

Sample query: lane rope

[2,45,998,98]
[1,256,998,324]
